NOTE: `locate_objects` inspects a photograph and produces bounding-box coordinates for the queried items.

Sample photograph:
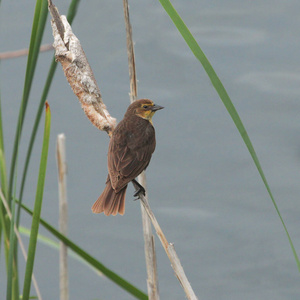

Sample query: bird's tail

[92,178,127,216]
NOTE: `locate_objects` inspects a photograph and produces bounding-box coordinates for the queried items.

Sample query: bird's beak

[151,104,164,111]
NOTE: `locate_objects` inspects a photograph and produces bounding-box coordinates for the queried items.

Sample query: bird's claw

[133,186,146,198]
[132,178,146,199]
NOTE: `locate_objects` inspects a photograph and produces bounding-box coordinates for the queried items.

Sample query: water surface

[0,0,299,299]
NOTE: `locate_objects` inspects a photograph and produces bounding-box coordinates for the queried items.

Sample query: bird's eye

[143,105,148,109]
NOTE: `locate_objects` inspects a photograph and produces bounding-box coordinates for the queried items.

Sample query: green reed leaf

[158,0,300,271]
[22,102,51,300]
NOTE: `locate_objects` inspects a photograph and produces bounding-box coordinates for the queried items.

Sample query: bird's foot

[132,179,146,200]
[133,186,145,198]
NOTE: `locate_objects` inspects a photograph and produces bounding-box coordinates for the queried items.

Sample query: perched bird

[92,99,164,216]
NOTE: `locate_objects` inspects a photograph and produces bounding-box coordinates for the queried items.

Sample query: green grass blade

[17,0,82,228]
[0,192,9,260]
[22,102,51,300]
[0,94,7,199]
[8,0,48,206]
[17,57,56,228]
[5,101,20,300]
[0,149,7,200]
[66,0,81,24]
[5,2,48,297]
[6,190,18,300]
[19,202,148,300]
[158,0,300,271]
[0,92,9,247]
[0,101,9,250]
[7,145,21,300]
[0,90,9,260]
[19,226,100,275]
[20,226,61,249]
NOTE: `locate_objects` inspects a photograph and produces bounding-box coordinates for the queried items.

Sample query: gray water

[1,0,300,299]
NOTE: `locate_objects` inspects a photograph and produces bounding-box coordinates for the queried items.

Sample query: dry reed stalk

[48,0,116,137]
[56,134,69,300]
[0,189,43,300]
[122,1,160,299]
[123,1,198,298]
[133,189,198,300]
[138,172,159,299]
[48,1,197,298]
[0,44,53,60]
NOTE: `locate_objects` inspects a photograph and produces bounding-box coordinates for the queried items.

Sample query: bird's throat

[136,111,155,124]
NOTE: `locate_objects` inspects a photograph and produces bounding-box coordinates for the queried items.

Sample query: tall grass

[22,102,51,300]
[0,0,298,299]
[0,0,148,299]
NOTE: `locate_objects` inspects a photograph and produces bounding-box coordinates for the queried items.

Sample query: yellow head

[132,99,164,124]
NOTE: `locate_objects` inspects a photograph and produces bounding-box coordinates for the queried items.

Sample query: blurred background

[0,0,299,299]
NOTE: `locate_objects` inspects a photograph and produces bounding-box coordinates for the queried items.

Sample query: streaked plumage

[92,99,163,216]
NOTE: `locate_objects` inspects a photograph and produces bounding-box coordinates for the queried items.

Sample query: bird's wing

[108,124,155,193]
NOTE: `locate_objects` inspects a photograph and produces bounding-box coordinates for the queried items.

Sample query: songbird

[92,99,164,216]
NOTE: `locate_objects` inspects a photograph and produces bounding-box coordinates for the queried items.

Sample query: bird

[91,98,164,216]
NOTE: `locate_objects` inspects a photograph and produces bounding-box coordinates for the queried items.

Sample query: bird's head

[127,99,164,123]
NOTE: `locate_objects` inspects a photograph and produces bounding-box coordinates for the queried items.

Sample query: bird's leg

[132,178,146,199]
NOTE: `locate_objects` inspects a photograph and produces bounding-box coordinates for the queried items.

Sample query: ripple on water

[191,26,266,47]
[163,26,266,59]
[158,207,217,219]
[237,71,300,95]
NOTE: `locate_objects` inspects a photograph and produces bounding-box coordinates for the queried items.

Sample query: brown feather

[92,176,126,216]
[92,99,162,216]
